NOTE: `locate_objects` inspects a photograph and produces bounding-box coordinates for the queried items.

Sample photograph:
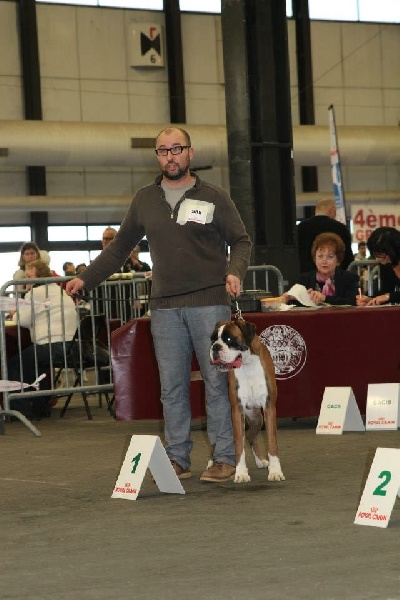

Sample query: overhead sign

[129,23,164,67]
[351,204,400,243]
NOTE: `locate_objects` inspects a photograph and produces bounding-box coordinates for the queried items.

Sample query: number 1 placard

[354,448,400,528]
[112,435,185,500]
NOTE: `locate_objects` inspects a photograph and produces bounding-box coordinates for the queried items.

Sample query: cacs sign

[351,204,400,242]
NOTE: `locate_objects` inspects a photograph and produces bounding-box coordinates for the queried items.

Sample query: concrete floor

[1,399,400,600]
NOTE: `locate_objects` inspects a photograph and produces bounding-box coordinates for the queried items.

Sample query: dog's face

[210,320,256,371]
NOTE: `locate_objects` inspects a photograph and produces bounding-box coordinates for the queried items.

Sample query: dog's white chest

[234,355,268,409]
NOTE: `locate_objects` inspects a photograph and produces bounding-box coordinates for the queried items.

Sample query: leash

[233,297,244,322]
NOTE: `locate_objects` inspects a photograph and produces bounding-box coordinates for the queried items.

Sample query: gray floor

[1,398,400,600]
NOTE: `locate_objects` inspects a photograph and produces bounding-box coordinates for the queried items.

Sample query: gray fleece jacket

[80,173,252,309]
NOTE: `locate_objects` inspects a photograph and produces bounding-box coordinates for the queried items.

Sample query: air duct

[0,190,399,211]
[0,120,398,167]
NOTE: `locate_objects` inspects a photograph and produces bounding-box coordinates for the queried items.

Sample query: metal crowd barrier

[0,273,151,435]
[243,265,285,296]
[347,260,379,296]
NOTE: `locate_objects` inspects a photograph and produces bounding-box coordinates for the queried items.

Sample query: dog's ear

[236,320,256,346]
[210,320,225,342]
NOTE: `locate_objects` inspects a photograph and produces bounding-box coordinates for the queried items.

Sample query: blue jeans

[151,306,234,470]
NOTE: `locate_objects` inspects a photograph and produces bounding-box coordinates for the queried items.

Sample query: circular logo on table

[259,324,307,380]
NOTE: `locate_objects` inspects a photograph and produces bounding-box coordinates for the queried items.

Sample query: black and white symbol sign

[129,23,164,67]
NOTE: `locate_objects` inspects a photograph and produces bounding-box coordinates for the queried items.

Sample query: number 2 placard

[354,448,400,528]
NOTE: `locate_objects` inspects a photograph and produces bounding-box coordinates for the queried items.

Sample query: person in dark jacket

[357,227,400,306]
[289,232,359,306]
[297,198,354,272]
[123,245,151,272]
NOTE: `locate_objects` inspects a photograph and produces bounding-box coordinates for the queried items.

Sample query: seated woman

[289,232,359,306]
[8,259,77,419]
[357,227,400,306]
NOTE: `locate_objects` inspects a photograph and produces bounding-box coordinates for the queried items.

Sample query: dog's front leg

[246,409,269,469]
[264,404,285,481]
[231,402,250,483]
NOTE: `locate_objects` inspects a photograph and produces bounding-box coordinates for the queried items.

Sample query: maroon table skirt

[111,318,205,420]
[111,307,400,420]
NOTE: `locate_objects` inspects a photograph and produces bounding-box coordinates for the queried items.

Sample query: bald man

[297,198,354,272]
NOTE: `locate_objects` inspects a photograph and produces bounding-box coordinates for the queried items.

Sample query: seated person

[76,263,87,275]
[357,227,400,306]
[8,259,77,419]
[354,241,368,261]
[288,232,359,306]
[63,261,76,276]
[124,245,151,273]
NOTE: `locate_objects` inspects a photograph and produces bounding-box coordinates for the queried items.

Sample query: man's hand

[65,277,85,296]
[225,274,241,298]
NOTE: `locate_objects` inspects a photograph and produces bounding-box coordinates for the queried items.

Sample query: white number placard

[366,383,400,430]
[317,387,364,434]
[112,435,185,501]
[354,448,400,528]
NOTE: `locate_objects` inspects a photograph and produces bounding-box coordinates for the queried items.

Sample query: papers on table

[286,284,319,308]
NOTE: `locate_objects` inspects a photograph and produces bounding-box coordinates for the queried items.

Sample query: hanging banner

[351,204,400,243]
[328,105,347,225]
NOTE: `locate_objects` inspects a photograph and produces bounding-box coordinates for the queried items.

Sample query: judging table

[111,306,400,421]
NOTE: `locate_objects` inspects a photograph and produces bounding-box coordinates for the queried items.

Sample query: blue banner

[328,105,347,225]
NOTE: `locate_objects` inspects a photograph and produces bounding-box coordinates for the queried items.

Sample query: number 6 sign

[354,448,400,528]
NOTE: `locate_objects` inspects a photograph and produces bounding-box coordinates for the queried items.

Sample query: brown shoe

[171,460,192,480]
[199,462,235,482]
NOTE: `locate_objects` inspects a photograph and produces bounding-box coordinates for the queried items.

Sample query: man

[101,227,117,249]
[354,241,368,261]
[125,245,151,272]
[297,198,354,272]
[76,263,87,275]
[62,261,76,276]
[66,127,252,482]
[102,228,149,272]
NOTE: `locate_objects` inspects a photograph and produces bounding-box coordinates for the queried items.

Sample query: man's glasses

[102,237,114,241]
[155,145,190,157]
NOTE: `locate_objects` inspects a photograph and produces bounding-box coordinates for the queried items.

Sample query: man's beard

[162,162,190,181]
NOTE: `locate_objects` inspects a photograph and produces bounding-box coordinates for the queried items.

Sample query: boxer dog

[210,319,285,484]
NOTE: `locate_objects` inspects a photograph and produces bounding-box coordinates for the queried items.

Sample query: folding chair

[54,314,114,419]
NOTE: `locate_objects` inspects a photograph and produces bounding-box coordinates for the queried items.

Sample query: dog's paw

[267,454,285,481]
[268,470,285,481]
[234,469,251,484]
[251,448,269,469]
[254,457,269,469]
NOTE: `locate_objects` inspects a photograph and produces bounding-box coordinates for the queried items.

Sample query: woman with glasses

[357,226,400,306]
[287,232,359,306]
